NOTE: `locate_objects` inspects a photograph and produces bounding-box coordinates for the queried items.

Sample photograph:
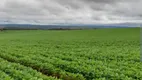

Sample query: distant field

[0,28,141,80]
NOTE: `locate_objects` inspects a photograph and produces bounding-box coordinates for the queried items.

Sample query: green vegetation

[0,28,141,80]
[0,58,59,80]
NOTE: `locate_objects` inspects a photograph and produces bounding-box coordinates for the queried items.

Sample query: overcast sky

[0,0,142,24]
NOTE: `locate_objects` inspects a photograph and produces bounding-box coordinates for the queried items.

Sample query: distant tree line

[0,26,97,31]
[48,28,84,30]
[0,26,4,31]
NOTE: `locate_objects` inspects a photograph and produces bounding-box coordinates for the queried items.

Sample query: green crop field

[0,28,141,80]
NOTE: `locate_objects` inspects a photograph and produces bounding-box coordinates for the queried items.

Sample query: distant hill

[0,23,141,30]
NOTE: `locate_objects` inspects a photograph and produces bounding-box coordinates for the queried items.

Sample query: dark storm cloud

[0,0,141,24]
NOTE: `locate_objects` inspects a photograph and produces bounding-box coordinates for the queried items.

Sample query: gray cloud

[0,0,141,24]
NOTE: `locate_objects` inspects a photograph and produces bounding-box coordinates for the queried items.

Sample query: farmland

[0,28,141,80]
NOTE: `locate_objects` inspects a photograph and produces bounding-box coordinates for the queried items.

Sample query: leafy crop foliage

[0,58,59,80]
[0,28,141,80]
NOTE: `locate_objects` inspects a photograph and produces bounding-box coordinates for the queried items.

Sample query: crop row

[0,58,60,80]
[0,40,141,80]
[0,28,141,80]
[0,52,85,80]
